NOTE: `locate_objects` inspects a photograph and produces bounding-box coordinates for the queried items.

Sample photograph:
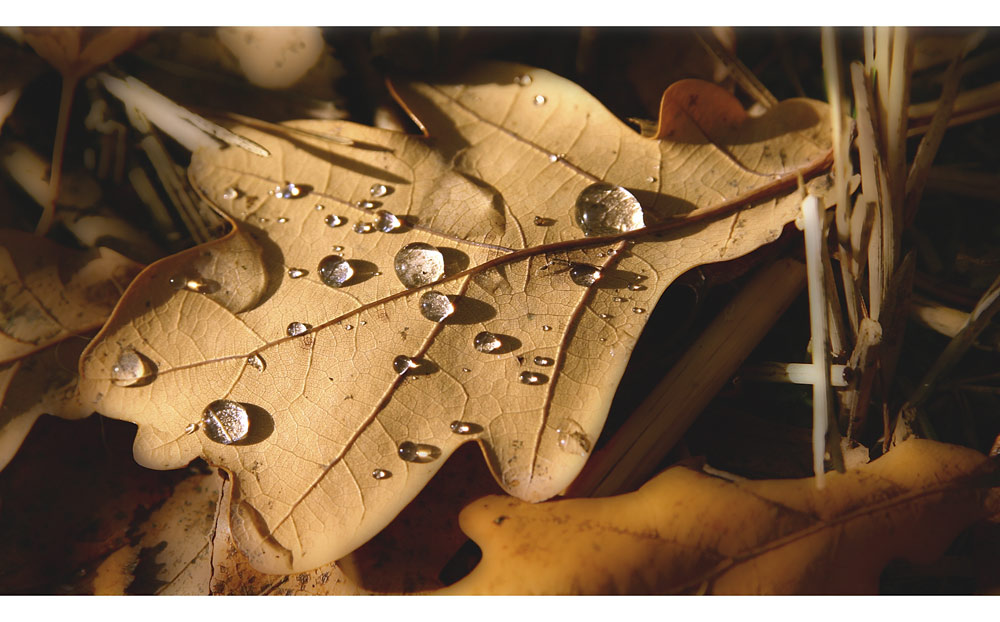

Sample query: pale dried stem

[37,74,78,235]
[925,167,1000,203]
[909,80,1000,122]
[571,257,807,497]
[694,30,777,109]
[851,61,886,319]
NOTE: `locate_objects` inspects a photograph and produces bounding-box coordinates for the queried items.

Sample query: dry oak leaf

[439,439,1000,595]
[79,62,834,574]
[0,230,141,470]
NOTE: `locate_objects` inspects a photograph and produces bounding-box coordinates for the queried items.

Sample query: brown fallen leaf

[80,61,833,573]
[437,439,999,594]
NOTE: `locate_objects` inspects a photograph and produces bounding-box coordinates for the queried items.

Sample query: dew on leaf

[324,214,344,227]
[287,321,310,336]
[369,183,389,198]
[246,353,266,372]
[317,254,354,288]
[533,215,554,226]
[556,419,591,456]
[356,200,377,210]
[277,217,289,224]
[270,182,303,199]
[169,275,211,293]
[632,307,646,314]
[372,468,391,480]
[222,187,239,200]
[375,210,401,232]
[473,331,502,353]
[534,94,546,105]
[450,421,479,435]
[394,242,445,289]
[393,355,417,376]
[419,291,454,322]
[397,441,440,463]
[533,356,554,367]
[569,263,602,287]
[541,325,552,332]
[353,222,375,234]
[201,399,250,445]
[111,348,151,387]
[628,283,647,292]
[514,74,532,86]
[574,183,644,237]
[287,268,307,279]
[184,423,198,435]
[519,371,548,385]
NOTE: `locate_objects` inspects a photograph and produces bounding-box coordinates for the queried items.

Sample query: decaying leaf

[80,61,834,573]
[438,439,999,594]
[21,27,154,80]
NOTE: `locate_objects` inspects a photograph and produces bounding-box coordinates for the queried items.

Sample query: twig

[694,30,777,109]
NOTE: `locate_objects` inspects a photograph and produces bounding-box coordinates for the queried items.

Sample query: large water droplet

[569,263,602,287]
[397,441,440,463]
[533,356,554,367]
[369,183,389,198]
[324,214,344,227]
[519,371,548,385]
[450,420,481,435]
[287,268,307,279]
[246,353,266,372]
[556,419,591,456]
[317,254,354,288]
[201,399,250,444]
[419,291,454,322]
[111,348,151,387]
[372,468,392,480]
[394,242,445,289]
[473,331,502,353]
[287,321,310,336]
[393,355,417,376]
[375,210,401,232]
[574,183,644,237]
[270,182,303,199]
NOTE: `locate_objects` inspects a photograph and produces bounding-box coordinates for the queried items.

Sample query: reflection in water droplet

[184,423,198,435]
[375,210,401,232]
[533,356,554,367]
[519,371,547,385]
[111,348,150,387]
[632,307,646,314]
[542,325,552,332]
[343,324,354,331]
[201,399,250,444]
[534,94,546,105]
[315,204,325,210]
[419,291,454,322]
[324,214,344,227]
[613,296,627,303]
[277,217,289,223]
[647,176,656,183]
[372,468,391,480]
[393,355,417,376]
[599,313,611,319]
[369,183,389,198]
[514,74,532,86]
[222,187,239,200]
[287,321,310,336]
[556,419,591,456]
[169,275,211,293]
[287,268,307,279]
[246,353,266,372]
[394,242,445,289]
[356,200,377,210]
[332,245,344,252]
[574,183,645,237]
[450,421,477,434]
[317,254,354,288]
[397,441,440,463]
[569,263,602,287]
[353,222,375,234]
[628,283,646,291]
[548,153,560,163]
[270,182,302,199]
[474,331,502,353]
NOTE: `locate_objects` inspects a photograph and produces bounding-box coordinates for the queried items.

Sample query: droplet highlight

[393,355,417,376]
[110,348,151,387]
[569,263,602,287]
[356,200,377,210]
[287,268,307,279]
[270,182,302,199]
[394,242,445,289]
[369,183,389,198]
[450,421,479,435]
[574,183,645,237]
[556,419,591,456]
[372,468,391,480]
[474,331,502,353]
[246,353,266,372]
[632,307,646,314]
[353,222,375,234]
[324,214,344,227]
[397,441,440,463]
[418,290,455,323]
[514,74,532,86]
[375,210,401,232]
[533,356,554,367]
[317,254,354,288]
[287,321,310,336]
[169,275,211,293]
[541,325,552,332]
[222,187,239,200]
[201,399,250,445]
[519,371,548,385]
[533,94,547,105]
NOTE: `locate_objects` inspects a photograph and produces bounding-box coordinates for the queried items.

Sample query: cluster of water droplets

[270,182,303,199]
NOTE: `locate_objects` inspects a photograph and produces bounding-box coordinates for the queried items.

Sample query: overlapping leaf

[80,62,834,573]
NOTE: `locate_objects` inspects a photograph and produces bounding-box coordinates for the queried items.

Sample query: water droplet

[169,275,211,293]
[353,222,375,234]
[393,242,445,289]
[541,325,552,332]
[287,321,310,336]
[450,421,478,435]
[369,183,389,198]
[514,74,532,86]
[574,183,645,237]
[613,296,627,303]
[270,182,302,199]
[344,324,354,331]
[534,94,546,105]
[324,214,344,228]
[556,419,591,456]
[372,468,391,480]
[632,307,646,314]
[474,331,502,353]
[646,176,656,183]
[201,399,250,445]
[418,290,454,322]
[315,204,325,210]
[222,187,239,200]
[184,423,198,435]
[533,356,554,367]
[519,371,548,385]
[317,254,354,288]
[277,217,289,224]
[246,353,266,372]
[548,153,560,163]
[533,216,554,226]
[356,200,377,210]
[111,348,150,387]
[397,441,440,463]
[462,367,471,372]
[628,283,646,292]
[360,320,367,326]
[599,313,611,319]
[607,248,618,256]
[393,355,417,376]
[287,268,307,279]
[375,210,401,232]
[569,263,602,287]
[331,245,344,252]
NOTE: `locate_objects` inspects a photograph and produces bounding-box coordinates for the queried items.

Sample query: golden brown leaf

[80,62,833,573]
[438,439,999,594]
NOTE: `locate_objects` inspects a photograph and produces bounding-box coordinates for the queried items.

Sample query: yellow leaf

[80,62,833,573]
[438,439,998,594]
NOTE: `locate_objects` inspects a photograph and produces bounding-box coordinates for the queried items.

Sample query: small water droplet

[287,321,310,336]
[393,355,417,376]
[270,182,302,199]
[533,356,554,367]
[474,331,502,353]
[353,222,375,234]
[258,217,269,223]
[556,419,591,456]
[331,245,344,252]
[397,441,440,463]
[394,242,445,289]
[419,290,454,322]
[287,268,307,279]
[514,74,532,86]
[632,307,646,314]
[246,353,266,372]
[317,254,354,288]
[324,214,344,227]
[375,210,401,232]
[111,348,151,387]
[277,217,289,224]
[607,248,618,256]
[569,263,602,287]
[548,153,560,163]
[534,94,547,105]
[533,215,554,226]
[169,275,211,293]
[356,200,377,210]
[599,313,611,319]
[372,468,391,480]
[574,183,645,237]
[613,296,627,303]
[541,325,552,332]
[519,371,548,385]
[184,423,198,435]
[222,187,239,200]
[628,283,646,292]
[369,183,389,198]
[315,204,326,210]
[461,367,471,372]
[450,420,478,435]
[360,320,367,326]
[344,324,354,331]
[201,399,250,444]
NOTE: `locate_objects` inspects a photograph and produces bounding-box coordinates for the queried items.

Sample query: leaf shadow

[346,259,382,286]
[448,295,497,325]
[236,403,275,445]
